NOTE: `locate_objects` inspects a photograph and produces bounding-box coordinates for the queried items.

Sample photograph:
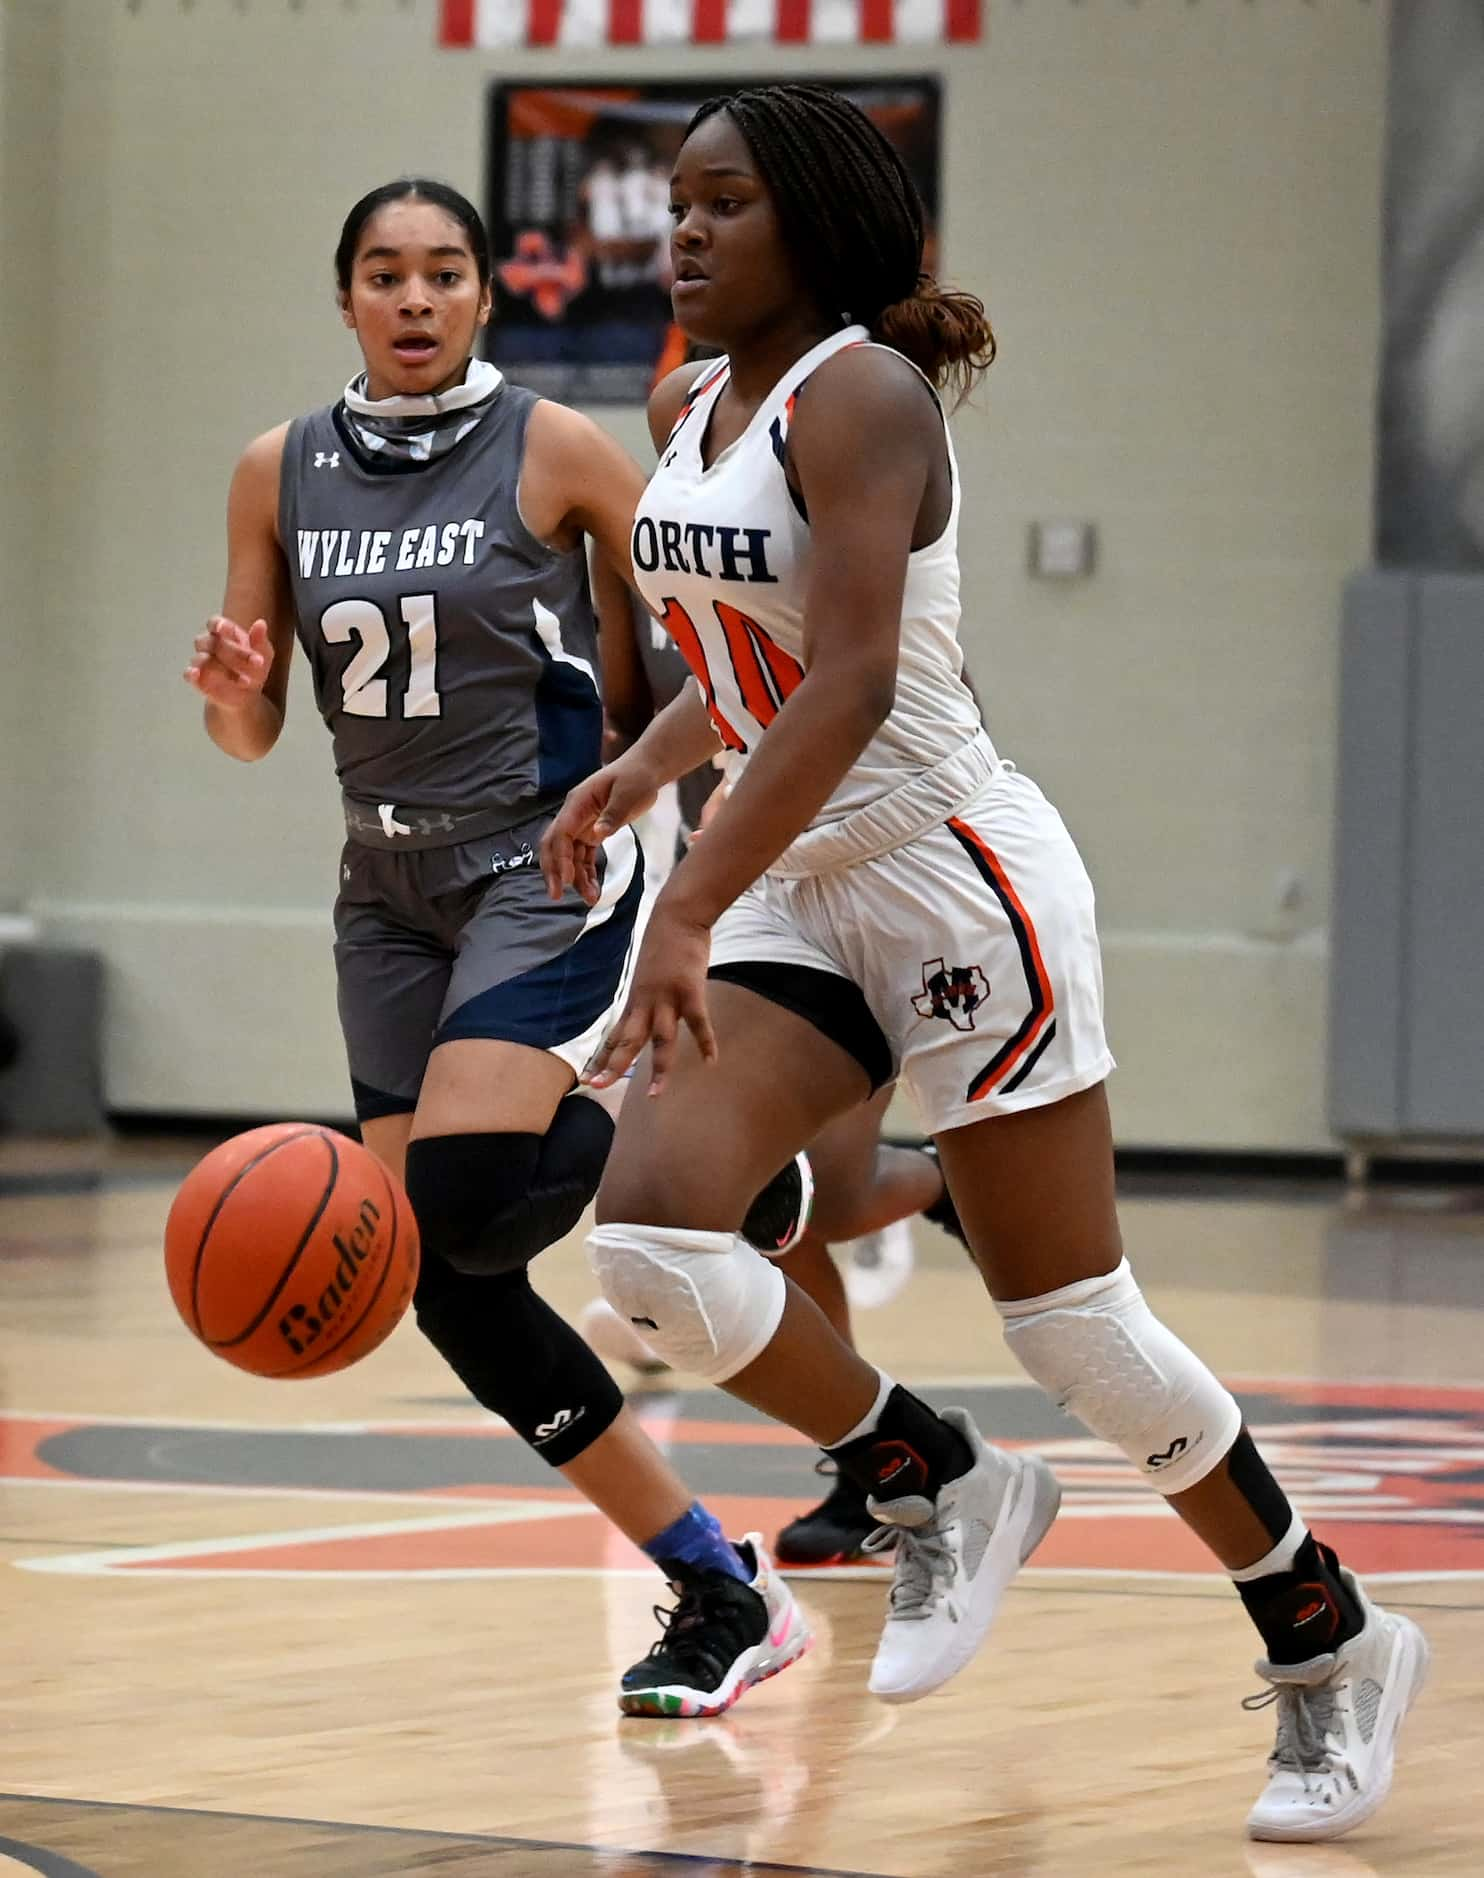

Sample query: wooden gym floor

[1,1130,1481,1876]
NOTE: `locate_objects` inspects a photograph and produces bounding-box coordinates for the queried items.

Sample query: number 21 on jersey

[320,594,441,719]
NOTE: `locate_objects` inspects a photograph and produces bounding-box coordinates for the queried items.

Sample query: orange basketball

[164,1123,419,1379]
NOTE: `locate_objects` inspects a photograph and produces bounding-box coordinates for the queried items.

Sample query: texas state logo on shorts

[7,1377,1482,1582]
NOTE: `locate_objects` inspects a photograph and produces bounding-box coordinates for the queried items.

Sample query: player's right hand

[184,616,273,708]
[541,757,660,907]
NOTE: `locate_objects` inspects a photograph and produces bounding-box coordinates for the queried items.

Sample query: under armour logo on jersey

[912,959,990,1031]
[314,451,340,469]
[378,803,413,839]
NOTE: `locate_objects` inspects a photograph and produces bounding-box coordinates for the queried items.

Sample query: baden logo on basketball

[278,1197,382,1357]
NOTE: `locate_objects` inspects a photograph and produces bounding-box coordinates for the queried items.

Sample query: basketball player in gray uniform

[183,178,810,1719]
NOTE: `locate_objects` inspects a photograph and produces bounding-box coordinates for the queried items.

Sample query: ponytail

[874,275,997,407]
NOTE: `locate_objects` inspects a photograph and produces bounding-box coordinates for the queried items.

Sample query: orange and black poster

[484,77,943,405]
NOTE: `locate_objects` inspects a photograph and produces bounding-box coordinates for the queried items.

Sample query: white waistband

[767,734,1001,878]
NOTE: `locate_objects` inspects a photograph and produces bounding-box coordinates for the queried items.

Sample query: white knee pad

[587,1222,788,1384]
[999,1258,1241,1495]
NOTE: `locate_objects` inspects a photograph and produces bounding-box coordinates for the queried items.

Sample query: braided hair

[685,85,995,404]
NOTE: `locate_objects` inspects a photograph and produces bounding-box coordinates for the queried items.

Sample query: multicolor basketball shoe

[620,1534,812,1719]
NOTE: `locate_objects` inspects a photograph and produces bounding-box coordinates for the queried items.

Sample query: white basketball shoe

[1244,1573,1428,1842]
[841,1218,917,1313]
[862,1408,1061,1703]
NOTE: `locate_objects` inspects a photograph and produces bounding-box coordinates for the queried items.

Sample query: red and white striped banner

[439,0,981,49]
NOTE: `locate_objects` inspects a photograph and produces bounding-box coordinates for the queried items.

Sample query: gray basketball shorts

[333,817,642,1123]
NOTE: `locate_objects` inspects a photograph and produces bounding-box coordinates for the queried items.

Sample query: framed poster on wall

[484,77,943,405]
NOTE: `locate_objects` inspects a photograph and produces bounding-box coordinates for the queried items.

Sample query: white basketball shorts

[708,766,1115,1135]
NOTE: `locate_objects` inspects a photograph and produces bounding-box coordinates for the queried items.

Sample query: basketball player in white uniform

[583,559,969,1567]
[543,86,1426,1840]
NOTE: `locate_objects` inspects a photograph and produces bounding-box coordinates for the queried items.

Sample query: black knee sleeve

[413,1256,623,1467]
[404,1096,614,1276]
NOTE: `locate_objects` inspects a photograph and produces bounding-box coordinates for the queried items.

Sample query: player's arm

[591,544,654,753]
[655,352,932,929]
[185,424,296,762]
[520,402,650,587]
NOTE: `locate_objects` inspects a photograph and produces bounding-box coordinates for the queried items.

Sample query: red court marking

[11,1382,1484,1580]
[0,1417,88,1481]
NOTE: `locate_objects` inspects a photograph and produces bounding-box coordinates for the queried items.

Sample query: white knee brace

[999,1258,1241,1495]
[587,1222,788,1384]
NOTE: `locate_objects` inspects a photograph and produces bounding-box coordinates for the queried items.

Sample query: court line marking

[908,1370,1484,1393]
[0,1791,882,1878]
[8,1391,1484,1584]
[8,1366,1484,1429]
[14,1500,597,1576]
[16,1531,1483,1588]
[0,1835,101,1877]
[0,1408,514,1432]
[0,1474,574,1510]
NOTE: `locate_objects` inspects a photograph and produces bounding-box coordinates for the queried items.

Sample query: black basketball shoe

[740,1152,815,1256]
[620,1535,811,1718]
[774,1459,885,1567]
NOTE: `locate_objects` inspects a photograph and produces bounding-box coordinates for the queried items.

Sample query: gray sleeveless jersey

[278,386,601,843]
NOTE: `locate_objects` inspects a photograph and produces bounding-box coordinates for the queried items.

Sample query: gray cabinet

[1329,573,1484,1146]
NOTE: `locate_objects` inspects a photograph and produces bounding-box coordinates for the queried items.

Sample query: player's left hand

[541,753,660,907]
[583,906,717,1097]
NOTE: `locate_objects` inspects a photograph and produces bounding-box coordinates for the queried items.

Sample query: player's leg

[804,1090,942,1253]
[342,834,809,1715]
[593,918,1057,1703]
[340,861,662,1529]
[773,1089,937,1566]
[908,772,1426,1837]
[936,1088,1427,1841]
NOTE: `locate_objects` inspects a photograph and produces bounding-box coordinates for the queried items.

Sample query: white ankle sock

[831,1368,895,1448]
[1229,1511,1308,1582]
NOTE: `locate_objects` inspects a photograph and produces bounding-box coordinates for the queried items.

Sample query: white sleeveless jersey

[631,325,997,877]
